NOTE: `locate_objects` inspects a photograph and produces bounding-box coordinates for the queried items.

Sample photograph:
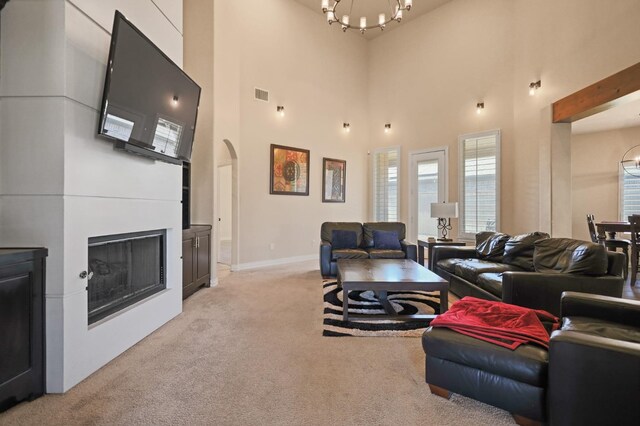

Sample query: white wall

[367,0,640,237]
[212,0,370,269]
[0,0,185,392]
[571,126,640,241]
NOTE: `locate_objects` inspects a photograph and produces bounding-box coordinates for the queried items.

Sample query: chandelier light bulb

[396,7,403,22]
[379,13,386,27]
[321,0,329,12]
[342,15,349,31]
[360,16,367,33]
[405,0,413,10]
[327,10,335,23]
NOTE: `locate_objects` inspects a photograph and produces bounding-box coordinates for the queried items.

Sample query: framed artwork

[322,157,346,203]
[270,144,310,196]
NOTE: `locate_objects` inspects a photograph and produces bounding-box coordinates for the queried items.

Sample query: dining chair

[586,214,630,279]
[627,215,640,286]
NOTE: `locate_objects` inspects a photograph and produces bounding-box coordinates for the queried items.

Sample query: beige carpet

[1,260,515,425]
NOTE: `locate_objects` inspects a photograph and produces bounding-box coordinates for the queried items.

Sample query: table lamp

[430,202,459,241]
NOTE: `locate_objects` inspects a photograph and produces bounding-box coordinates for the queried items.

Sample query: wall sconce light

[277,105,285,117]
[343,122,350,132]
[384,123,391,133]
[529,80,542,96]
[172,95,179,106]
[476,102,484,114]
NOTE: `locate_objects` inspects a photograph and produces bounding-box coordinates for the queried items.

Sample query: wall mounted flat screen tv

[98,11,201,165]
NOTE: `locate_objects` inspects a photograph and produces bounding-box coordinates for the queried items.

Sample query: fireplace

[87,230,166,325]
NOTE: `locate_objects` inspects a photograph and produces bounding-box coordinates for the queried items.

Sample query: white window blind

[372,147,399,222]
[459,130,500,239]
[620,168,640,220]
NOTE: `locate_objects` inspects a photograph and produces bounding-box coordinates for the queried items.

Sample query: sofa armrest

[548,330,640,426]
[501,272,624,316]
[560,292,640,327]
[400,240,417,262]
[431,246,476,266]
[320,241,333,277]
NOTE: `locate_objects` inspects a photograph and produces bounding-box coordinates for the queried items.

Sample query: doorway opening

[216,139,239,277]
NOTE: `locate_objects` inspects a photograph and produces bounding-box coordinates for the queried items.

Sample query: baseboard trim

[233,254,317,271]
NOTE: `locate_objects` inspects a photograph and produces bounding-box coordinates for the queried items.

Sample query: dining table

[595,221,631,241]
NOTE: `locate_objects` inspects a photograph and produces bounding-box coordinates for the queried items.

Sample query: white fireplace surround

[0,0,184,392]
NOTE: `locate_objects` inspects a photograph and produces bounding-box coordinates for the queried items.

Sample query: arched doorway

[217,139,239,271]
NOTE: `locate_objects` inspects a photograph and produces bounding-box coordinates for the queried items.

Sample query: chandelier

[321,0,413,33]
[621,145,640,178]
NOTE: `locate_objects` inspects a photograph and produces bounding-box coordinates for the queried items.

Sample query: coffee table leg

[440,289,448,314]
[377,291,397,315]
[343,288,349,322]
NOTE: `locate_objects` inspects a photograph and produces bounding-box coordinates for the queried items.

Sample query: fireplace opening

[87,230,166,325]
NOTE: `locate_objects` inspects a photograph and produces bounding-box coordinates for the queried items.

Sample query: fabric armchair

[548,292,640,426]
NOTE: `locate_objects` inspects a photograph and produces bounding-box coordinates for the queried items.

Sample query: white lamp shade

[430,202,459,219]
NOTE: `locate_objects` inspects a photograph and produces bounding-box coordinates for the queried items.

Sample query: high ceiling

[294,0,452,39]
[572,97,640,134]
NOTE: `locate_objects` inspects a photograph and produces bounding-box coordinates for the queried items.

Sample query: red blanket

[430,297,559,350]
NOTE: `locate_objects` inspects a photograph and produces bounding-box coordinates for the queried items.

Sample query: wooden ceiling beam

[552,61,640,123]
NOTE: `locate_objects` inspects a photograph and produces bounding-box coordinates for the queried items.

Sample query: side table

[417,239,466,270]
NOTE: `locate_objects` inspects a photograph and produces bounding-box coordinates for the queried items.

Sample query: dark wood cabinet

[0,248,48,412]
[182,225,211,299]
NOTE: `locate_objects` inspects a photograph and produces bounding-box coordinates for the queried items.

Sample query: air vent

[254,87,269,102]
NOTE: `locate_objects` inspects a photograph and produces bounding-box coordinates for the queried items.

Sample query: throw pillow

[502,232,551,271]
[373,230,402,250]
[331,230,358,250]
[475,232,511,261]
[533,238,608,275]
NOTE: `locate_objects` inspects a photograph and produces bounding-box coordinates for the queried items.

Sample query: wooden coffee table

[336,259,449,322]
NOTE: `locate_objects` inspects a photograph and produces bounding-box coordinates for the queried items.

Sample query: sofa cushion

[373,230,401,250]
[321,222,363,247]
[436,258,468,273]
[363,222,406,248]
[476,272,504,298]
[476,232,511,261]
[367,249,405,259]
[561,317,640,344]
[331,248,369,260]
[503,232,550,271]
[454,259,525,283]
[533,238,608,275]
[331,230,357,249]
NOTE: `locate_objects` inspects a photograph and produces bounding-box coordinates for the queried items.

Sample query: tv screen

[98,11,201,164]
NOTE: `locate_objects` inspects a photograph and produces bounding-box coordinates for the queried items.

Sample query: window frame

[371,146,401,222]
[458,129,501,240]
[619,163,640,221]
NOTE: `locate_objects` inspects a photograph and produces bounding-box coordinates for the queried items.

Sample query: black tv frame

[98,10,201,165]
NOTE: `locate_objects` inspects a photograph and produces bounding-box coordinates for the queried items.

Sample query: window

[459,130,500,239]
[372,147,400,222]
[620,166,640,220]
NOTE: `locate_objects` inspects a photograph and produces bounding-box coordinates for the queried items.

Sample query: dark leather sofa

[422,292,640,425]
[319,222,417,277]
[432,232,625,316]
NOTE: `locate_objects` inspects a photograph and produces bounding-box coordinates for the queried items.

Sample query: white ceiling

[294,0,452,39]
[572,97,640,134]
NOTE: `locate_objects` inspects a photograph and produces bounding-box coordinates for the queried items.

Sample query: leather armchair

[548,292,640,426]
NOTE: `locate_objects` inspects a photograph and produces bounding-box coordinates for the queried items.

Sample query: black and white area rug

[322,280,441,337]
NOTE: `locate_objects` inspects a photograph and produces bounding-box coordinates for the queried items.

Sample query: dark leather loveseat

[320,222,417,277]
[432,232,625,315]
